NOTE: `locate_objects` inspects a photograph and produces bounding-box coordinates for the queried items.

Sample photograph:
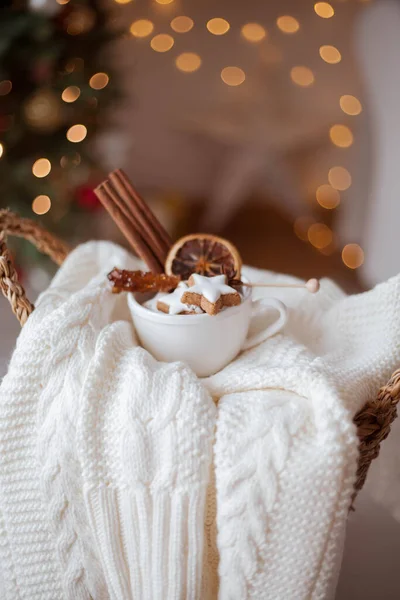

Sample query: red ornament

[75,185,102,211]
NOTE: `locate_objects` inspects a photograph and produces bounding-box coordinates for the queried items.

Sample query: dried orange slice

[165,233,242,280]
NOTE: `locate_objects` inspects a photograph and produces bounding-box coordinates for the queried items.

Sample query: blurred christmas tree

[0,0,118,271]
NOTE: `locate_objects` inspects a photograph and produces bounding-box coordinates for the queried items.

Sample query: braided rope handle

[0,209,70,326]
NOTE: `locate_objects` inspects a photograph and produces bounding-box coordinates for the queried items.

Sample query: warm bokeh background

[4,0,400,295]
[2,1,400,597]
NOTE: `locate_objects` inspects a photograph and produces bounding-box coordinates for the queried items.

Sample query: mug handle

[242,298,288,351]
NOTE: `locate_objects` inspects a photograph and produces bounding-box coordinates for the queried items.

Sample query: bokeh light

[60,152,81,168]
[66,7,96,36]
[294,216,315,241]
[175,53,202,73]
[130,19,154,38]
[290,66,314,87]
[241,23,267,42]
[314,2,334,18]
[62,86,81,103]
[170,16,194,33]
[319,242,336,256]
[150,34,174,52]
[342,244,364,269]
[32,195,51,215]
[32,158,51,178]
[207,18,230,35]
[221,66,246,86]
[0,143,4,158]
[155,0,174,4]
[65,57,84,73]
[316,184,340,209]
[0,80,12,96]
[329,125,354,148]
[276,16,300,34]
[328,166,352,190]
[319,45,341,64]
[340,95,362,116]
[308,223,333,249]
[67,124,87,143]
[89,73,109,90]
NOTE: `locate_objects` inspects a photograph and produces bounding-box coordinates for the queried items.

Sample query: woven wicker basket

[1,208,399,501]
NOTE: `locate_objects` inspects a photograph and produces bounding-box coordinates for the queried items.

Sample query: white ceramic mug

[128,280,287,377]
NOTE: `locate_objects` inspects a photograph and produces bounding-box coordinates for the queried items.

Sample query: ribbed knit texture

[1,241,400,600]
[78,324,215,599]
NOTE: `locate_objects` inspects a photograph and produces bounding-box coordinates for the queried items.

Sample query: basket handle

[0,209,71,326]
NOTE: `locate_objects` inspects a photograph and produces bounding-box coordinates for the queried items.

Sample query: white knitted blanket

[1,241,400,600]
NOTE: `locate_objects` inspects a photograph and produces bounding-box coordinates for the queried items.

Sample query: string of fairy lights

[0,0,368,271]
[29,64,109,215]
[0,66,109,214]
[0,1,112,219]
[126,0,367,270]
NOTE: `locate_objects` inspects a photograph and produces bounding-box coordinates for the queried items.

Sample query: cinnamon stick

[95,183,163,273]
[111,169,172,251]
[103,180,161,266]
[109,171,168,266]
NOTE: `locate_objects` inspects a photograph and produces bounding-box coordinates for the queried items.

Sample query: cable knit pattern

[0,242,139,600]
[36,282,111,600]
[213,387,355,600]
[77,323,216,600]
[203,266,400,599]
[1,243,400,600]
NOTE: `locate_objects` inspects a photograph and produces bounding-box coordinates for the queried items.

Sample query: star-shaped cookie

[181,274,241,316]
[156,282,203,315]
